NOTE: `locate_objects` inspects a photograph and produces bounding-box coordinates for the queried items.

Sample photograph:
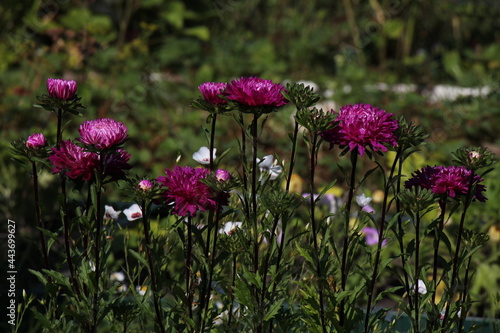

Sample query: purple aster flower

[46,78,77,100]
[198,82,228,105]
[26,133,47,149]
[215,169,231,182]
[321,103,398,156]
[49,140,99,181]
[405,165,486,202]
[361,227,388,247]
[138,179,153,191]
[78,118,128,150]
[157,166,217,217]
[224,77,288,107]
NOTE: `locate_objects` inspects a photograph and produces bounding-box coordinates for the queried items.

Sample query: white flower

[257,155,282,183]
[356,193,372,207]
[117,284,128,293]
[110,271,126,282]
[413,279,427,295]
[219,221,243,235]
[192,146,216,165]
[123,203,142,221]
[104,205,121,220]
[136,285,148,296]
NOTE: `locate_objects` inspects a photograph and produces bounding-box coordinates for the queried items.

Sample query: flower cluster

[78,118,128,150]
[321,103,398,156]
[46,78,77,100]
[157,166,218,217]
[405,165,486,201]
[49,140,132,181]
[224,77,287,109]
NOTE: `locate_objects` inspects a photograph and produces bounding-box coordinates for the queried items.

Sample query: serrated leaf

[263,298,284,321]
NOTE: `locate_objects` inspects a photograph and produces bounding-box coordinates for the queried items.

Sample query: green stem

[430,197,447,315]
[32,162,49,271]
[442,172,476,327]
[227,253,237,329]
[364,150,400,332]
[395,153,413,310]
[309,132,327,333]
[91,154,107,333]
[186,215,194,322]
[141,199,165,333]
[340,150,358,328]
[414,210,422,333]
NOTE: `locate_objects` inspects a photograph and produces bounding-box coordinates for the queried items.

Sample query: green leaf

[129,249,149,268]
[263,298,284,321]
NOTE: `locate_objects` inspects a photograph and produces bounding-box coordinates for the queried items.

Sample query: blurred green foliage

[1,0,500,324]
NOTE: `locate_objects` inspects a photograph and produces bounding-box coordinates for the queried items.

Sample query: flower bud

[215,169,231,182]
[46,78,77,100]
[26,133,47,149]
[138,179,153,191]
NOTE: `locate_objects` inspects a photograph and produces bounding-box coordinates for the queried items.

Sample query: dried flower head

[321,103,398,156]
[78,118,128,150]
[46,78,77,100]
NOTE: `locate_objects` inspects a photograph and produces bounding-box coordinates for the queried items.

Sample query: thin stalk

[414,210,422,333]
[186,215,194,322]
[141,199,165,333]
[269,120,300,332]
[198,113,218,328]
[209,113,217,171]
[457,255,473,333]
[201,204,222,332]
[442,172,476,327]
[240,112,248,190]
[251,113,259,275]
[259,215,281,314]
[32,162,49,271]
[60,175,78,293]
[340,151,358,328]
[309,132,327,333]
[432,198,447,305]
[91,157,105,333]
[364,152,400,332]
[56,108,63,148]
[251,113,263,333]
[395,152,413,309]
[227,253,237,329]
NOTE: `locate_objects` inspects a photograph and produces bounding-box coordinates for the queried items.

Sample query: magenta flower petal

[405,165,487,202]
[46,78,77,100]
[157,166,217,217]
[26,133,47,149]
[78,118,128,149]
[199,82,228,105]
[321,103,398,156]
[138,179,153,191]
[223,77,288,107]
[49,140,99,181]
